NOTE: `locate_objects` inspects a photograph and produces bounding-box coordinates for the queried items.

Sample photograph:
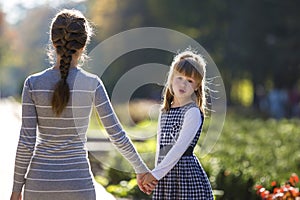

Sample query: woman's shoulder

[71,68,105,92]
[28,67,99,79]
[77,68,99,79]
[76,68,102,86]
[25,68,54,84]
[73,68,103,84]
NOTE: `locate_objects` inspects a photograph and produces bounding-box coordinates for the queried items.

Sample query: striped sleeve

[12,78,37,192]
[94,78,149,173]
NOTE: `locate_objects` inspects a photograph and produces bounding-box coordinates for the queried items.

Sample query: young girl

[10,9,148,200]
[142,50,214,199]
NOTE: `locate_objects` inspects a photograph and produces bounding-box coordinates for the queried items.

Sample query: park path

[0,98,115,200]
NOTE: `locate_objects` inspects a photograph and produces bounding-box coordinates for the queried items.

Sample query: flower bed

[256,173,300,200]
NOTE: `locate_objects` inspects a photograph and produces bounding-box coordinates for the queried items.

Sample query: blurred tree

[146,0,231,100]
[87,0,150,41]
[16,7,53,73]
[223,0,300,91]
[0,7,53,97]
[2,0,300,103]
[87,0,166,98]
[0,9,5,66]
[151,0,300,91]
[0,10,22,69]
[0,9,25,97]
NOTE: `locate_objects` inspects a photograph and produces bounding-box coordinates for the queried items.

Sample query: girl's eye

[188,79,195,83]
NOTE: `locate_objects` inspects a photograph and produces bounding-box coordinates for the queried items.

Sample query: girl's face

[171,71,198,101]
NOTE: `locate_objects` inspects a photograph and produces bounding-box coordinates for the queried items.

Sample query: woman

[11,9,148,200]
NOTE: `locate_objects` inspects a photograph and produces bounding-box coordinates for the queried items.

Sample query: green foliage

[105,154,134,184]
[208,111,300,199]
[215,169,258,200]
[94,175,109,187]
[103,140,156,185]
[106,178,151,199]
[93,111,299,199]
[214,112,300,181]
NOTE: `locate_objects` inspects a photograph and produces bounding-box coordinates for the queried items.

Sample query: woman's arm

[10,192,22,200]
[150,107,202,180]
[94,78,149,173]
[12,77,37,193]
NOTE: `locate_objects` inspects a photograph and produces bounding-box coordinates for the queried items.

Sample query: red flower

[271,181,277,187]
[289,173,299,187]
[273,187,280,194]
[260,189,270,199]
[256,173,300,200]
[256,185,263,190]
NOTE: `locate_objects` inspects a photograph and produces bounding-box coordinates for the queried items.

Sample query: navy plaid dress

[152,103,213,200]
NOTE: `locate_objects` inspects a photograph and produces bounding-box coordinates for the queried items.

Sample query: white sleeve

[154,112,162,166]
[151,107,202,180]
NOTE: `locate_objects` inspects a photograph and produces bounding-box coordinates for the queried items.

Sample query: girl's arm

[154,112,162,166]
[150,107,202,180]
[12,77,37,193]
[94,78,149,173]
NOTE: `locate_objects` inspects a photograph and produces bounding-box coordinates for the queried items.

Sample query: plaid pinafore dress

[152,103,213,200]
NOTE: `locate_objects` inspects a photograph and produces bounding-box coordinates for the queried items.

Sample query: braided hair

[50,9,92,116]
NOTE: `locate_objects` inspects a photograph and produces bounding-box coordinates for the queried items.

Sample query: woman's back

[31,67,97,153]
[17,67,99,199]
[11,9,148,200]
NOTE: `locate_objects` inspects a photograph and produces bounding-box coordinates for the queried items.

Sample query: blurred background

[0,0,299,199]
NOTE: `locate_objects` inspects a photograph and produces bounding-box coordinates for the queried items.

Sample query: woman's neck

[53,55,79,69]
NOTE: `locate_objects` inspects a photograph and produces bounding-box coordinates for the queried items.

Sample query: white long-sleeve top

[151,107,202,180]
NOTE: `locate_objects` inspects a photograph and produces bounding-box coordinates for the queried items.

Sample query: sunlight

[0,0,86,24]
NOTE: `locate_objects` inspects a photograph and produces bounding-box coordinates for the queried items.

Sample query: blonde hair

[162,50,206,113]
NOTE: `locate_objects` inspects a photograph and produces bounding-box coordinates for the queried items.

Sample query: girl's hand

[10,192,22,200]
[142,173,158,194]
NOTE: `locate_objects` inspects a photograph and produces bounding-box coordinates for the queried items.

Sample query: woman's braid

[50,10,90,116]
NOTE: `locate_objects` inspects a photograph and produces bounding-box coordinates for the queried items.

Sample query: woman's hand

[142,173,158,194]
[137,173,148,193]
[10,192,22,200]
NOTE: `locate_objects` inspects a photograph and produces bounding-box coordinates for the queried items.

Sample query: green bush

[106,178,152,199]
[91,104,300,199]
[206,111,300,199]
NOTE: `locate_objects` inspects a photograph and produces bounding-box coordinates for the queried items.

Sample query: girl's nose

[182,79,188,86]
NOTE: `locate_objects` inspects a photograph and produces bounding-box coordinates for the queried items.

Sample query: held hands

[137,172,158,195]
[143,173,158,194]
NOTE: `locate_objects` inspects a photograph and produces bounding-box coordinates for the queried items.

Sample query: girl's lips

[179,89,185,93]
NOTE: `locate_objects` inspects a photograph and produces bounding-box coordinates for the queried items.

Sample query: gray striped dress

[12,67,149,200]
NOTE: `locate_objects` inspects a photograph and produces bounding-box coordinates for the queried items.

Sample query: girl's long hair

[162,50,206,113]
